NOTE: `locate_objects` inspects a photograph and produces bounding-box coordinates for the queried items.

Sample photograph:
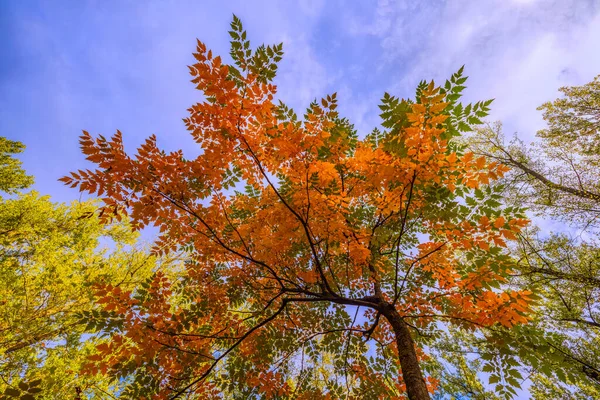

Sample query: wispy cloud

[344,0,600,140]
[2,0,598,209]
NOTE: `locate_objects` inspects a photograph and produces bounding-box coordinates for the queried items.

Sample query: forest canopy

[2,15,599,400]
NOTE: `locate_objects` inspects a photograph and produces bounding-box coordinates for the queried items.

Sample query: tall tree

[466,76,600,398]
[62,17,532,399]
[0,139,165,399]
[0,137,33,195]
[470,75,600,228]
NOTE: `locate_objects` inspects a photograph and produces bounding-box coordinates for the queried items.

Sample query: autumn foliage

[61,16,531,400]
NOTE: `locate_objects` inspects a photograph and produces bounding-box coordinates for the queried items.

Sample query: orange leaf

[493,216,505,228]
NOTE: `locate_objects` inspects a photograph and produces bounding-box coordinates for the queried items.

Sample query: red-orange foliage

[62,17,531,400]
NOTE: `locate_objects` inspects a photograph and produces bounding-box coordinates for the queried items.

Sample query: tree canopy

[465,75,600,398]
[0,139,174,399]
[0,137,33,196]
[3,15,598,400]
[470,75,600,227]
[61,17,533,400]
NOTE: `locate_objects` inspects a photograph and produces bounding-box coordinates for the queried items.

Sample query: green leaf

[482,364,494,372]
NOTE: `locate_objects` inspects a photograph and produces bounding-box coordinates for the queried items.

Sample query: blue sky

[2,0,599,204]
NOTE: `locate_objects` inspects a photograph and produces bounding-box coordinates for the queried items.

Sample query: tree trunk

[381,304,431,400]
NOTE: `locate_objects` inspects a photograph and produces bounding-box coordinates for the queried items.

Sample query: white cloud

[7,0,598,208]
[298,0,326,17]
[274,32,335,110]
[509,0,540,5]
[344,0,395,37]
[358,0,600,142]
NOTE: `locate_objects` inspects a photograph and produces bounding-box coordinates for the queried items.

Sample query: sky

[2,0,599,204]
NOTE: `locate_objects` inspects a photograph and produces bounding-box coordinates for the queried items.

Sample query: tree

[470,75,600,228]
[0,194,163,399]
[515,234,600,399]
[0,139,165,399]
[62,17,532,399]
[466,76,600,397]
[0,137,33,195]
[430,346,501,400]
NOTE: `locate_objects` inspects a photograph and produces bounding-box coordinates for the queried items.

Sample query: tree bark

[381,304,431,400]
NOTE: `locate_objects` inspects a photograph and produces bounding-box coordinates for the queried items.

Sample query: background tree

[0,137,33,195]
[62,18,532,399]
[471,75,600,227]
[465,76,600,398]
[0,138,169,399]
